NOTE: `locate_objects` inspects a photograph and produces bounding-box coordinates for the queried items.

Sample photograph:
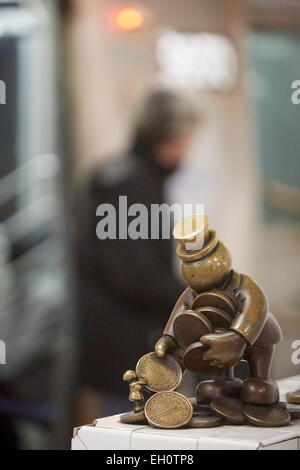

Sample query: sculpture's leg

[244,344,274,378]
[196,367,242,404]
[241,345,279,404]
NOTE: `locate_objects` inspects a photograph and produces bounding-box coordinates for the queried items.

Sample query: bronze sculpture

[286,389,300,404]
[120,215,296,428]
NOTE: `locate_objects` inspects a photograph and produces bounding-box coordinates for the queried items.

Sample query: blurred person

[75,89,201,419]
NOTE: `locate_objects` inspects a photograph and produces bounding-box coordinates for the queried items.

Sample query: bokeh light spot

[115,8,144,32]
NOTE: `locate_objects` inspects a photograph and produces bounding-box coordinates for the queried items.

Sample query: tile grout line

[76,431,89,450]
[129,426,149,450]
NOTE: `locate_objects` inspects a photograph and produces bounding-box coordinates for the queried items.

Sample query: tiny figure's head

[123,370,137,383]
[173,215,232,293]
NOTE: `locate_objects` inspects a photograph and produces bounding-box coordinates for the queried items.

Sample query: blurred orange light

[115,8,144,32]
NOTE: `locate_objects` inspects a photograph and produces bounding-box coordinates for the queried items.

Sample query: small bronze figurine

[121,215,297,428]
[123,370,146,413]
[120,370,148,424]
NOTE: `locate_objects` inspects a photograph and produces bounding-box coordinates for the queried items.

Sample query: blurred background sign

[156,30,238,91]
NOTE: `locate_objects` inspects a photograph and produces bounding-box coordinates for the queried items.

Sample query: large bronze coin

[211,397,246,425]
[173,310,212,349]
[119,410,147,424]
[192,292,236,318]
[183,341,222,375]
[286,389,300,404]
[136,352,182,393]
[196,306,232,330]
[287,407,300,420]
[145,391,193,429]
[188,413,223,428]
[244,404,291,427]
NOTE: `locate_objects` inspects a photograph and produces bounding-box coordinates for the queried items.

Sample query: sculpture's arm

[200,275,269,368]
[163,287,194,337]
[230,274,269,346]
[155,287,194,358]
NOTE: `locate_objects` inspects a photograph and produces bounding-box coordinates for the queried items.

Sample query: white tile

[71,377,300,450]
[133,425,203,439]
[273,421,300,440]
[77,426,132,450]
[262,439,298,450]
[71,435,87,450]
[93,414,147,432]
[197,437,258,450]
[132,432,198,450]
[194,425,264,449]
[196,424,296,447]
[93,414,121,428]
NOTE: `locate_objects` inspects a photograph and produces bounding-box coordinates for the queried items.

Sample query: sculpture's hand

[200,330,247,368]
[155,335,178,358]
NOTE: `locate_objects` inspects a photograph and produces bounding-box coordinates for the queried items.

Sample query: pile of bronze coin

[120,356,300,428]
[120,350,300,428]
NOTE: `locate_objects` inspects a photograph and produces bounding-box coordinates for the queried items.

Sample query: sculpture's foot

[196,378,242,404]
[240,378,279,404]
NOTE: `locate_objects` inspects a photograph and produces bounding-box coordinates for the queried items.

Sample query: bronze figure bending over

[121,215,296,428]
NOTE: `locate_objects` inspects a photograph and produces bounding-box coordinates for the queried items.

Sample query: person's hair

[133,89,201,152]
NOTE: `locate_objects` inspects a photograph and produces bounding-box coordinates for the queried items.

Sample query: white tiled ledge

[72,375,300,450]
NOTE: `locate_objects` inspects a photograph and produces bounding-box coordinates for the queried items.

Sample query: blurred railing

[0,0,75,450]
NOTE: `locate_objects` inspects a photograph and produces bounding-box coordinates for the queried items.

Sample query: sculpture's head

[173,215,232,293]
